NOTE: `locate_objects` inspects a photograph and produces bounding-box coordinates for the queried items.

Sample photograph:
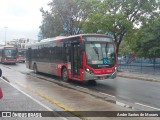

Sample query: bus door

[71,43,81,77]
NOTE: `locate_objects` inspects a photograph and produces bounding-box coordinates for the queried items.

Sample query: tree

[119,40,132,56]
[40,0,98,37]
[133,17,160,58]
[39,1,69,38]
[40,9,63,38]
[82,0,160,55]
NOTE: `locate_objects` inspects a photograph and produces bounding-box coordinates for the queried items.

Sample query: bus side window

[64,43,70,62]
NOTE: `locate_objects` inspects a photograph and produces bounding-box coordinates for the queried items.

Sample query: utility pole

[4,26,8,46]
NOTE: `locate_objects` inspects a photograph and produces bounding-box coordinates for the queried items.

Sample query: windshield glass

[18,51,26,57]
[4,48,18,58]
[85,42,116,68]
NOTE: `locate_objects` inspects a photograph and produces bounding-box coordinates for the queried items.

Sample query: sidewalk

[117,71,160,82]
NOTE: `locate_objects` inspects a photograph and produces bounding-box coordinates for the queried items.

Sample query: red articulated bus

[26,34,117,83]
[0,46,18,64]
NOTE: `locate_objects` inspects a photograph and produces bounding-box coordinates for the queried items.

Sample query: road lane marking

[135,102,160,111]
[76,86,88,90]
[2,79,52,111]
[2,79,68,120]
[116,101,131,108]
[14,81,89,120]
[15,81,74,111]
[98,92,115,98]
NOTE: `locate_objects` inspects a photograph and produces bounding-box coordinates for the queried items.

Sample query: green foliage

[39,8,63,38]
[119,40,132,56]
[82,0,160,54]
[40,0,160,56]
[134,17,160,58]
[40,0,98,37]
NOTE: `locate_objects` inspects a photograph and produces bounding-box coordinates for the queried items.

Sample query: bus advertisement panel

[26,34,117,82]
[0,46,18,64]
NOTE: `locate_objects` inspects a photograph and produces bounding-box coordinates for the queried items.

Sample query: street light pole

[4,26,8,46]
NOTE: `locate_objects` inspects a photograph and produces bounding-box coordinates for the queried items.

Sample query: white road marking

[98,92,115,98]
[116,101,126,107]
[116,101,131,108]
[2,78,68,120]
[76,86,88,90]
[135,102,160,111]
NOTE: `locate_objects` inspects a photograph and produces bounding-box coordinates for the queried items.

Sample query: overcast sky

[0,0,50,45]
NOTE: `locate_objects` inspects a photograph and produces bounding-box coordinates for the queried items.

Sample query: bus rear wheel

[62,68,68,82]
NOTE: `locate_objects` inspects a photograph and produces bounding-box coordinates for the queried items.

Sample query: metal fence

[118,57,160,75]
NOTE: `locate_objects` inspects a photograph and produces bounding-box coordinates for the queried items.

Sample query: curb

[117,74,160,83]
[2,76,10,83]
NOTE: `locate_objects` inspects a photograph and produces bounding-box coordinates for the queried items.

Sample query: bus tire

[88,80,97,86]
[33,64,38,74]
[62,68,68,82]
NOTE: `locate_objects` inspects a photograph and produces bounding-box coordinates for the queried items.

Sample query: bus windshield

[85,42,116,68]
[4,48,17,58]
[18,51,26,57]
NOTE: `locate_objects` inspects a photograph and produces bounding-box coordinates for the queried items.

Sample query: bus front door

[71,43,81,78]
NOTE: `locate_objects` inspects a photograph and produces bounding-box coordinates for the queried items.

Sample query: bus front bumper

[2,59,17,64]
[84,70,117,81]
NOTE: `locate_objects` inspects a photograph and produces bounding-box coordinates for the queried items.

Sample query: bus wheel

[33,64,38,74]
[62,68,68,81]
[88,80,97,86]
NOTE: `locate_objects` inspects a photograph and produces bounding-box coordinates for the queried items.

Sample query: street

[0,63,159,120]
[1,0,160,120]
[0,72,80,120]
[2,63,160,110]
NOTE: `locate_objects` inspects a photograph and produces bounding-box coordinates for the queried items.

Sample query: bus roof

[27,34,112,48]
[40,36,66,42]
[0,45,15,49]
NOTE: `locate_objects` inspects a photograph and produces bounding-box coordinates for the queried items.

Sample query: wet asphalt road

[90,78,160,109]
[0,77,77,120]
[1,63,160,111]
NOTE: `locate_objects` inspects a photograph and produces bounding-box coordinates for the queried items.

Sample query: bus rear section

[0,47,18,64]
[17,49,26,63]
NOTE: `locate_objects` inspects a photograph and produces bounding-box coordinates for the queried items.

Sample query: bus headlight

[85,68,93,74]
[115,67,117,71]
[86,68,90,72]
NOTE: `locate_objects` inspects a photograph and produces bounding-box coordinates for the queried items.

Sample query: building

[6,38,38,49]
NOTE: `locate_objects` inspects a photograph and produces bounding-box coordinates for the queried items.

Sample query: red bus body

[0,46,18,64]
[17,48,26,63]
[26,34,118,81]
